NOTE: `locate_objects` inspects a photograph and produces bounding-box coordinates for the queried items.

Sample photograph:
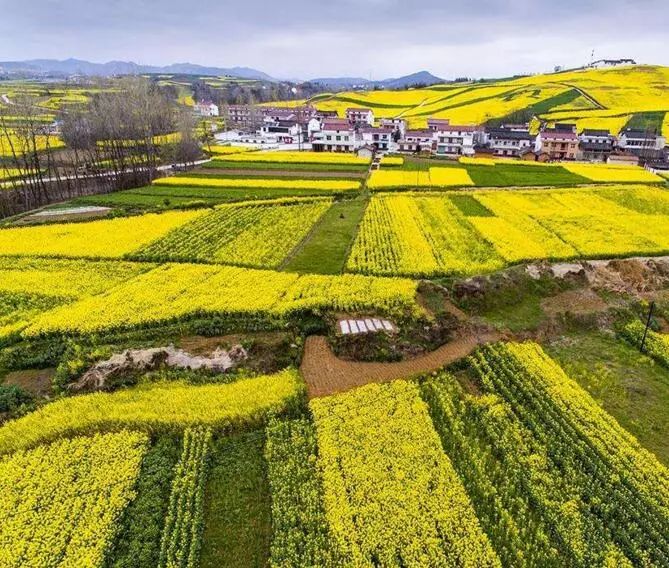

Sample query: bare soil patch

[3,368,55,396]
[541,288,608,316]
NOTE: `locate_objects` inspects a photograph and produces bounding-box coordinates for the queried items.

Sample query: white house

[397,129,434,153]
[345,107,374,126]
[617,129,666,159]
[434,125,481,156]
[485,127,535,157]
[195,100,219,117]
[359,126,394,151]
[311,119,356,152]
[380,118,406,137]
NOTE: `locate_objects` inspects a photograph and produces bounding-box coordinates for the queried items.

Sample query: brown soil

[541,288,609,315]
[178,331,289,355]
[301,332,500,398]
[193,168,366,178]
[3,368,55,396]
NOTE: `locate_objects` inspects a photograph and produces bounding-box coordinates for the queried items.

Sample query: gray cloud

[0,0,667,79]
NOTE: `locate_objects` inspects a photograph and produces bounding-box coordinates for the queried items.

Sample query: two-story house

[311,119,356,152]
[617,129,666,160]
[345,108,374,126]
[397,129,434,153]
[579,129,617,161]
[434,125,481,156]
[535,128,579,160]
[485,127,535,157]
[359,126,394,151]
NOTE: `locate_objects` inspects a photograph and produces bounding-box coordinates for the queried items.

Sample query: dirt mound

[71,344,247,392]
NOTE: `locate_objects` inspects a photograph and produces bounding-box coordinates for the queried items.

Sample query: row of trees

[0,78,202,217]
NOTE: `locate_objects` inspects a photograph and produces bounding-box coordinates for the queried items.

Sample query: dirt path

[301,331,500,398]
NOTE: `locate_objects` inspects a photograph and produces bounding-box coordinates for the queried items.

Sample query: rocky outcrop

[70,344,247,392]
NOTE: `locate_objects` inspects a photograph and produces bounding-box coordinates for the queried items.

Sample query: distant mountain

[309,70,444,89]
[376,70,444,88]
[0,58,275,81]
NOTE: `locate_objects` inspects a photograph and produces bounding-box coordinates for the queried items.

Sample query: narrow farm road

[301,331,501,398]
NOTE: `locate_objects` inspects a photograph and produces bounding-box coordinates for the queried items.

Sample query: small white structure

[338,318,395,335]
[194,100,219,117]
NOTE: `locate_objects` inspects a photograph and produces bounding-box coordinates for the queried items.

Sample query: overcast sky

[1,0,668,80]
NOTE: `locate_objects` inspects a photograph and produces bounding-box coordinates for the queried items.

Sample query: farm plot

[347,193,503,276]
[153,176,361,192]
[421,341,669,567]
[367,167,474,189]
[136,198,332,268]
[207,150,371,166]
[0,431,147,568]
[310,380,500,567]
[0,210,204,258]
[0,369,303,455]
[18,262,418,338]
[348,186,669,277]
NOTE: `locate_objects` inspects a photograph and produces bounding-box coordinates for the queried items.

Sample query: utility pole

[640,301,656,353]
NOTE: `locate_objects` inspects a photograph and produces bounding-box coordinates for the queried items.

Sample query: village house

[485,127,535,157]
[617,129,666,160]
[379,118,406,138]
[397,129,434,153]
[434,124,481,156]
[579,129,617,161]
[359,126,394,151]
[194,100,219,117]
[535,128,579,160]
[427,118,451,132]
[345,108,374,126]
[311,119,356,152]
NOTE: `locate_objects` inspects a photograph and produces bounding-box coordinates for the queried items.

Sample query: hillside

[296,65,669,136]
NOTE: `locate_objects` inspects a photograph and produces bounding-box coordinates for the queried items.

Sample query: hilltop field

[2,69,669,568]
[278,64,669,136]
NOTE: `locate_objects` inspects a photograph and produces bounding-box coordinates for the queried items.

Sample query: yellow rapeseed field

[211,151,371,165]
[367,167,473,189]
[0,370,303,455]
[154,176,361,191]
[310,380,500,566]
[0,431,147,568]
[0,210,204,258]
[562,163,664,183]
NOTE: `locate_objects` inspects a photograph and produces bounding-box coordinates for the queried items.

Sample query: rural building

[485,127,535,157]
[359,126,394,151]
[194,100,219,117]
[434,125,481,156]
[427,118,451,132]
[579,129,616,161]
[535,129,579,160]
[380,118,406,137]
[617,129,666,160]
[345,108,374,126]
[397,129,434,153]
[589,58,636,68]
[311,119,356,152]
